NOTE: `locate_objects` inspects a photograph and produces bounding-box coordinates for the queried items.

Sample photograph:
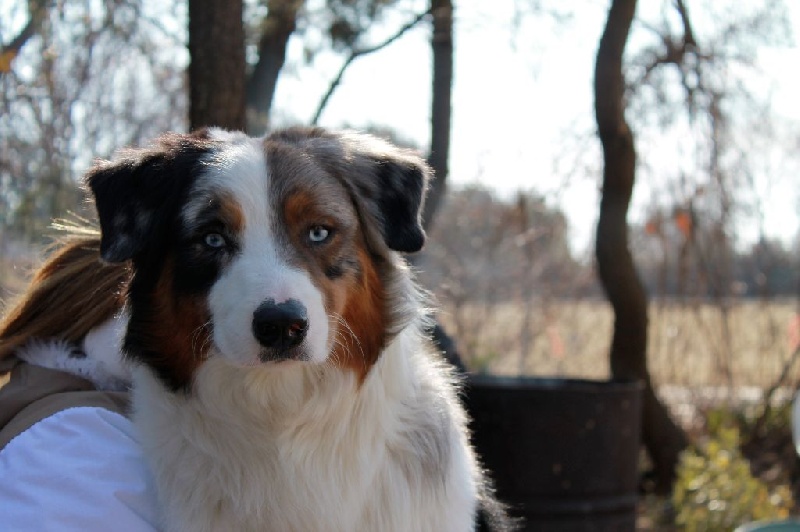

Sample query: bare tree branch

[246,0,303,135]
[311,9,431,126]
[422,0,452,230]
[631,0,707,116]
[0,0,50,75]
[674,0,697,47]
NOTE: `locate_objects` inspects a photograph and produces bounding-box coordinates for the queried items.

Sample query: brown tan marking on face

[329,245,387,381]
[269,139,388,380]
[283,190,331,231]
[142,256,212,389]
[216,192,245,234]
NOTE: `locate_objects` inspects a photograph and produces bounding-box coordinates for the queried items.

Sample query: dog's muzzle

[252,299,308,360]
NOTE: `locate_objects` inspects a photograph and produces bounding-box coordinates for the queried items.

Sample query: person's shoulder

[0,406,161,531]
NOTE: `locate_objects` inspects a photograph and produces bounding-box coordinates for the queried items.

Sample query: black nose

[252,299,308,351]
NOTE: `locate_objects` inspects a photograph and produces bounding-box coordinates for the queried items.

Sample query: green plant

[672,426,793,531]
[467,346,501,375]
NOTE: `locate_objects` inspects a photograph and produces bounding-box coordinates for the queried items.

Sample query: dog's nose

[252,299,308,351]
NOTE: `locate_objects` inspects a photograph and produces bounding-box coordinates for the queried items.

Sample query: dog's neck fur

[12,298,482,531]
[133,324,478,532]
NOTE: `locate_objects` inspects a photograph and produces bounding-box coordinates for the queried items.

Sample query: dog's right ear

[85,133,213,263]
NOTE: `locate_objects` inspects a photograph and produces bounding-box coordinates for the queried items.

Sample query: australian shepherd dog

[2,128,511,531]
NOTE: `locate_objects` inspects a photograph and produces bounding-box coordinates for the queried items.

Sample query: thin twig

[750,343,800,441]
[0,0,50,76]
[311,9,432,125]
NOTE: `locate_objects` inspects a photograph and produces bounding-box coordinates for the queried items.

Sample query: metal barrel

[464,376,644,532]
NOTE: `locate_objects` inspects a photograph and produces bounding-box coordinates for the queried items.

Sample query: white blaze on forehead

[197,135,330,366]
[183,133,268,225]
[206,127,246,142]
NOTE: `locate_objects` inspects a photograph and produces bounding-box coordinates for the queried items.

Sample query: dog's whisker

[331,313,366,363]
[190,321,213,358]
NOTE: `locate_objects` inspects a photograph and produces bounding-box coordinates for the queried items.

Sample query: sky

[2,0,797,255]
[273,1,800,255]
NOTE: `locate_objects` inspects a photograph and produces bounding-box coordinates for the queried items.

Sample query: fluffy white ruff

[15,316,130,391]
[133,326,480,532]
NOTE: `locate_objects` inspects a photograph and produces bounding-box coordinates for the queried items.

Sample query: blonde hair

[0,235,129,362]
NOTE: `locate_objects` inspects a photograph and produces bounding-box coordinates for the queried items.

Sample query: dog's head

[86,127,429,390]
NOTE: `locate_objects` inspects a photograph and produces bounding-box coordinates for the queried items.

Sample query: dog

[3,127,512,531]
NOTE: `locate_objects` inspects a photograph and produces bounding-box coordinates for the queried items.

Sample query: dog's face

[87,128,429,390]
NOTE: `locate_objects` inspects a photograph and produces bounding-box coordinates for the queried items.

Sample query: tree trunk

[246,0,303,135]
[594,0,688,494]
[188,0,246,131]
[422,0,452,231]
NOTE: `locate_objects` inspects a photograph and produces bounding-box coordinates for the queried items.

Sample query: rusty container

[465,376,644,532]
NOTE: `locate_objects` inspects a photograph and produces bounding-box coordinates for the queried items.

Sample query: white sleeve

[0,407,161,531]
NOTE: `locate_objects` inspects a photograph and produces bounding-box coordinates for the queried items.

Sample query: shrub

[672,425,793,531]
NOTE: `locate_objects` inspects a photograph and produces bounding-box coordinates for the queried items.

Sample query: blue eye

[204,233,227,249]
[308,226,330,243]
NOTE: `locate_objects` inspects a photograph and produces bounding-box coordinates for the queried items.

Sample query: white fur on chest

[132,329,479,532]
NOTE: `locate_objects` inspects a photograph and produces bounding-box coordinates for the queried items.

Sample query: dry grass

[437,298,799,390]
[3,249,799,392]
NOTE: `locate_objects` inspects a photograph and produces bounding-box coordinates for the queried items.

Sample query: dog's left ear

[278,128,431,253]
[353,147,430,253]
